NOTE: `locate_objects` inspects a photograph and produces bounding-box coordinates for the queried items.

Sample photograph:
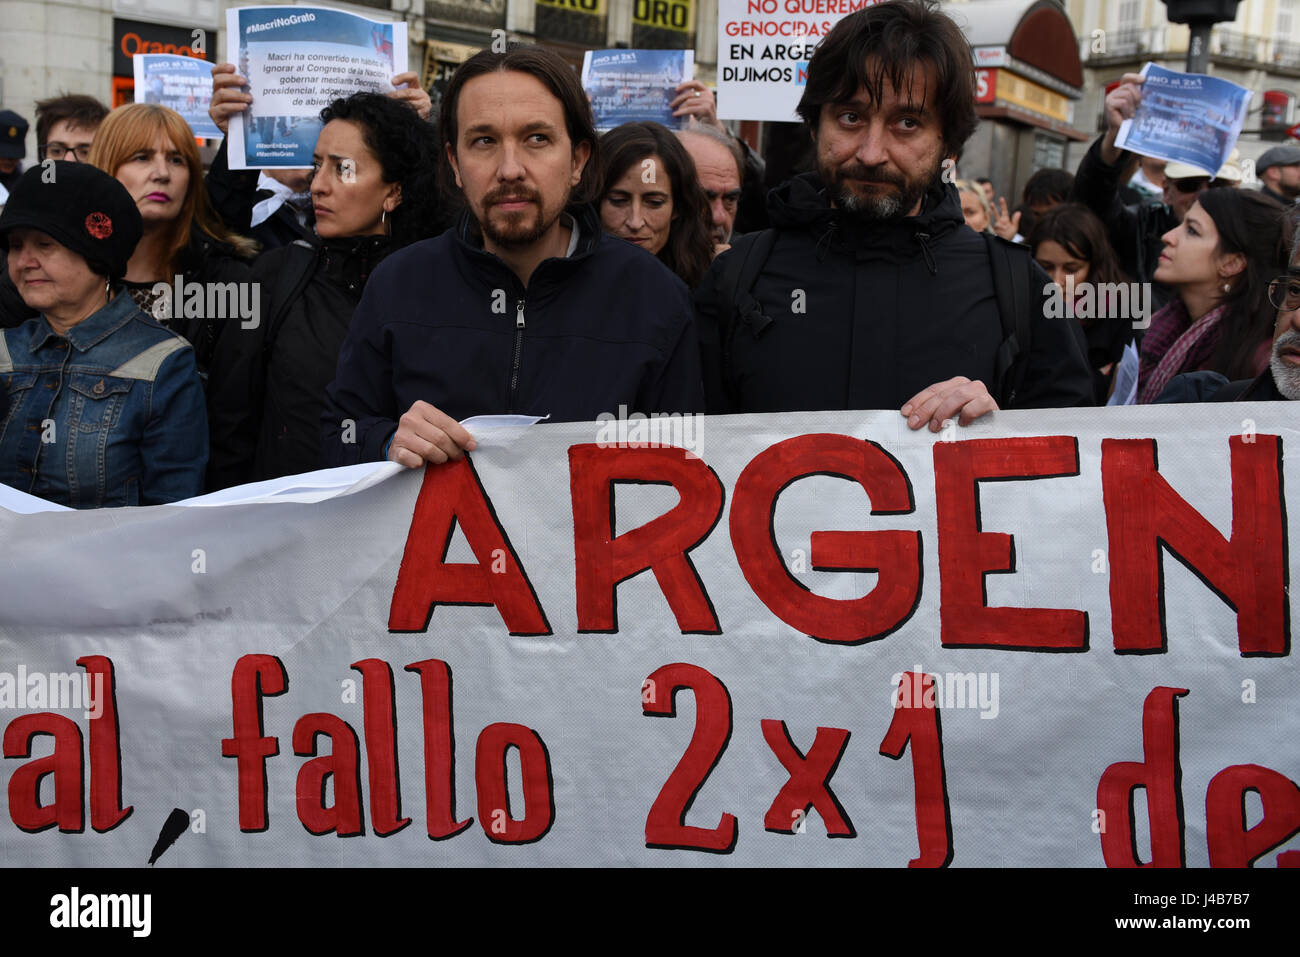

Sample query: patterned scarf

[1138,299,1229,403]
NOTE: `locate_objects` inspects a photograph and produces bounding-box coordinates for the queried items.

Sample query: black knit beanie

[0,161,143,280]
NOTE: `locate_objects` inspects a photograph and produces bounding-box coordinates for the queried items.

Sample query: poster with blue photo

[132,54,223,140]
[1115,62,1252,176]
[581,49,695,131]
[224,5,407,169]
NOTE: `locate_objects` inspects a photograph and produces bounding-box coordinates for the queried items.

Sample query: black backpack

[713,228,1038,408]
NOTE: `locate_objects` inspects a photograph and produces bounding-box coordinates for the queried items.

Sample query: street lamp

[1161,0,1242,73]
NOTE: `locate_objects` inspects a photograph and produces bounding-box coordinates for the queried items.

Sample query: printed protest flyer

[132,54,223,140]
[1115,62,1252,176]
[582,49,695,131]
[224,5,407,169]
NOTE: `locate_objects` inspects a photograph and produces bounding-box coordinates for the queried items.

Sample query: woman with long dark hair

[1138,189,1289,403]
[597,121,715,288]
[206,92,441,488]
[1027,203,1135,403]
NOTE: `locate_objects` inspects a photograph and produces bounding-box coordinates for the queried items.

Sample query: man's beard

[825,158,940,222]
[479,184,564,248]
[1269,329,1300,399]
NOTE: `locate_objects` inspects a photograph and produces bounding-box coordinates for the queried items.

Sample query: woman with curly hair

[206,92,442,487]
[596,121,715,288]
[88,103,257,379]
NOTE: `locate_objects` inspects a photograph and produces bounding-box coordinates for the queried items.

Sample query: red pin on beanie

[85,212,113,240]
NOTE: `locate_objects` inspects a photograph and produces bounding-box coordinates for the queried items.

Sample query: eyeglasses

[39,142,92,162]
[1170,176,1234,193]
[1267,276,1300,311]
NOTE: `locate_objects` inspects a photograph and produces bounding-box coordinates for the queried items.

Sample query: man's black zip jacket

[320,204,704,465]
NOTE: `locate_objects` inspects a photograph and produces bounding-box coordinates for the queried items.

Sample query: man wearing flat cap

[0,109,28,194]
[1257,144,1300,205]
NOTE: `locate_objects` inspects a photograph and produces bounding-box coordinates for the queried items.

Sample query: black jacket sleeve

[1071,136,1143,279]
[1013,260,1097,409]
[693,251,735,415]
[205,137,263,234]
[320,275,398,467]
[204,249,289,490]
[0,272,38,329]
[638,281,705,415]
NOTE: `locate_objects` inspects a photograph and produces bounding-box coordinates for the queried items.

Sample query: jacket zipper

[508,299,525,413]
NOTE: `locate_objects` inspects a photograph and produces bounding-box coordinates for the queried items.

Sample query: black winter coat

[207,235,392,489]
[695,173,1095,413]
[0,272,37,329]
[123,225,256,381]
[320,204,705,466]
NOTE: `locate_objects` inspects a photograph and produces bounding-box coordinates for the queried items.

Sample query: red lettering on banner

[642,662,738,852]
[292,713,363,836]
[569,444,724,633]
[934,437,1087,651]
[475,723,554,844]
[221,654,287,832]
[352,659,410,837]
[77,656,130,832]
[2,657,127,834]
[1096,686,1189,867]
[879,671,953,866]
[405,659,473,840]
[1102,436,1288,656]
[3,714,83,833]
[1205,764,1300,867]
[389,458,550,636]
[760,719,854,837]
[730,434,921,644]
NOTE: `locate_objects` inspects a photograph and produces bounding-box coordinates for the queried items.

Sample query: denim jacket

[0,291,208,508]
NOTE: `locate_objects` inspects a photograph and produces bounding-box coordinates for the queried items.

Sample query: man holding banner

[321,45,703,468]
[696,0,1093,428]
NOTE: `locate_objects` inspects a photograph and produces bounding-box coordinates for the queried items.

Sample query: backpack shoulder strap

[983,232,1036,407]
[716,229,778,324]
[715,229,778,406]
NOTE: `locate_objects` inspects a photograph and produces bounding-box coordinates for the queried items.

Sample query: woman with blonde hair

[955,179,993,234]
[90,103,255,380]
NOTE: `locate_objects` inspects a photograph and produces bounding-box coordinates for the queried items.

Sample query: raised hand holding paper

[224,5,407,169]
[581,49,695,131]
[1115,62,1252,176]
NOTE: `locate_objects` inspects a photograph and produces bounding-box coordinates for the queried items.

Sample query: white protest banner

[716,0,882,121]
[224,5,407,169]
[0,408,1296,867]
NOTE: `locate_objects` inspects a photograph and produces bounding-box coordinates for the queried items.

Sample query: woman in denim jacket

[0,162,207,507]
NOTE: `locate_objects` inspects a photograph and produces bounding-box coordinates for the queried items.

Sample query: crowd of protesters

[1,0,1298,510]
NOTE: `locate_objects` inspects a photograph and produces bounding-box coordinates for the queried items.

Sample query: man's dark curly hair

[319,93,442,246]
[795,0,978,160]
